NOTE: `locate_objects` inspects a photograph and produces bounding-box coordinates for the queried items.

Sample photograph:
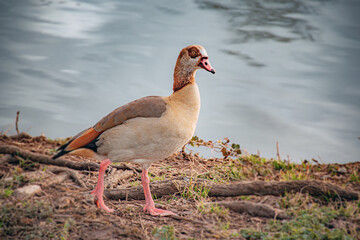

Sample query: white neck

[170,82,200,110]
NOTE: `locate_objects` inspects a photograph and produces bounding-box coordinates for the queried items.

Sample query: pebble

[337,167,347,174]
[13,185,42,200]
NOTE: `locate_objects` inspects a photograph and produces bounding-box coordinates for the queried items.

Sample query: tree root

[207,180,358,201]
[41,173,69,188]
[169,214,207,224]
[105,177,358,201]
[49,166,87,188]
[0,143,141,173]
[210,201,288,219]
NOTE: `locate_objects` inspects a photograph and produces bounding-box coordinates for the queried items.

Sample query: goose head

[173,45,215,91]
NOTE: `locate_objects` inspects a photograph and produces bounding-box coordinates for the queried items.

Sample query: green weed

[219,220,230,230]
[197,202,229,218]
[239,195,252,201]
[272,159,294,171]
[0,186,13,198]
[349,169,360,183]
[279,168,309,181]
[129,180,140,187]
[152,225,177,240]
[60,218,74,240]
[151,174,167,182]
[240,205,357,239]
[268,206,354,239]
[240,228,268,239]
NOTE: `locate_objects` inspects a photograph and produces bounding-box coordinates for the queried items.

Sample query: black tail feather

[52,136,99,159]
[52,138,75,159]
[83,138,99,153]
[52,149,71,159]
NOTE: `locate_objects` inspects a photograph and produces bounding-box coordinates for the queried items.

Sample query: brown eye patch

[188,47,200,58]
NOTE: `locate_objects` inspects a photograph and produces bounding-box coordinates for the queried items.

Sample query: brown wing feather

[93,96,167,132]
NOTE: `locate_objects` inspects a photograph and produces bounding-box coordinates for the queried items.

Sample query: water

[0,0,359,163]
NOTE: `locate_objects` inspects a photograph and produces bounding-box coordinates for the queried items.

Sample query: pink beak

[199,57,215,74]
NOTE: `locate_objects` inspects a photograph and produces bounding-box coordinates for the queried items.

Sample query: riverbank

[0,133,359,239]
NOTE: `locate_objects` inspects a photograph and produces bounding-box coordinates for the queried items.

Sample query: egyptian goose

[53,45,215,216]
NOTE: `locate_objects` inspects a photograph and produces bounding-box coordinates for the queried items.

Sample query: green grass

[129,180,141,187]
[272,159,295,171]
[349,169,360,183]
[239,204,359,240]
[0,186,13,198]
[1,201,54,238]
[268,207,355,239]
[240,228,268,240]
[196,153,319,184]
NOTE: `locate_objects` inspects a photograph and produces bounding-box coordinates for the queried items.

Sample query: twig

[41,173,69,188]
[276,141,280,161]
[49,167,87,188]
[15,111,20,135]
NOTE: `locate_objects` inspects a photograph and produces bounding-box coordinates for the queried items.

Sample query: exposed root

[0,142,141,173]
[210,200,288,219]
[41,173,69,188]
[105,178,358,201]
[207,180,359,201]
[169,214,208,224]
[49,167,87,188]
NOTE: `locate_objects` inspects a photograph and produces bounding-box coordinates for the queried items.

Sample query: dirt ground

[0,133,359,239]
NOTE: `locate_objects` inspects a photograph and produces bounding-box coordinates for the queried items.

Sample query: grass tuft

[197,202,229,218]
[152,225,177,240]
[180,177,210,201]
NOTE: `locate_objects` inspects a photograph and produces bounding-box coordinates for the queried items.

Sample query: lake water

[0,0,359,163]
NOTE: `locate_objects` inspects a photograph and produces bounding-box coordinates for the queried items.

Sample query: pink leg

[91,158,114,213]
[142,169,175,216]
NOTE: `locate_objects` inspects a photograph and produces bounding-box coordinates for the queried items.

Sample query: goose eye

[188,47,199,58]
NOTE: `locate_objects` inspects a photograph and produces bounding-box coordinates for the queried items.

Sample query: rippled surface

[0,0,359,163]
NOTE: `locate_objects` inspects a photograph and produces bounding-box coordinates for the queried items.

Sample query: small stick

[276,141,281,161]
[15,111,20,135]
[66,169,87,188]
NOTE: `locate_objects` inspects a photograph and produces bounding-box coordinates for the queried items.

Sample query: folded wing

[52,96,167,159]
